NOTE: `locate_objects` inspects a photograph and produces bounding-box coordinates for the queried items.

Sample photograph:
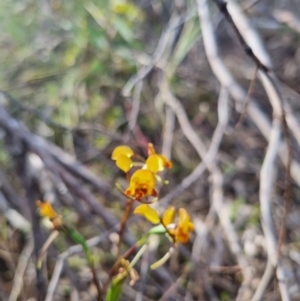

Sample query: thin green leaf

[106,281,123,301]
[63,225,93,265]
[168,19,201,75]
[112,18,134,43]
[148,224,166,235]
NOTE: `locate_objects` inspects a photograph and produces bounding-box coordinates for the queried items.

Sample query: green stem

[113,243,149,285]
[104,234,150,291]
[64,225,103,301]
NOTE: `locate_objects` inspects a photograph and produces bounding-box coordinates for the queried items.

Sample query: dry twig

[161,71,253,299]
[8,237,34,301]
[258,118,290,301]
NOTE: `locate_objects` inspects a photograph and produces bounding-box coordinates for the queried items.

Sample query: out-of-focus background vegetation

[1,0,300,300]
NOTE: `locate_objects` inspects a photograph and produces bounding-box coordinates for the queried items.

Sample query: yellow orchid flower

[145,154,164,173]
[36,201,58,219]
[36,201,64,230]
[134,204,194,244]
[116,154,133,173]
[169,208,194,244]
[145,143,172,173]
[162,206,175,226]
[111,145,134,173]
[125,169,157,200]
[147,143,156,156]
[134,204,160,224]
[161,206,194,243]
[112,145,134,160]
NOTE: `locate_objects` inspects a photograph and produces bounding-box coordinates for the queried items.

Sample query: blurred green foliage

[229,196,246,224]
[220,291,231,301]
[0,0,145,148]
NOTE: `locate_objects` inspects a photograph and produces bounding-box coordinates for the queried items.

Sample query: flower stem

[117,198,133,257]
[103,234,149,291]
[112,243,149,285]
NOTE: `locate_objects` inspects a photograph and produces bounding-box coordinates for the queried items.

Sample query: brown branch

[210,0,270,72]
[210,4,292,245]
[235,66,258,129]
[3,141,48,301]
[0,171,29,217]
[205,1,292,299]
